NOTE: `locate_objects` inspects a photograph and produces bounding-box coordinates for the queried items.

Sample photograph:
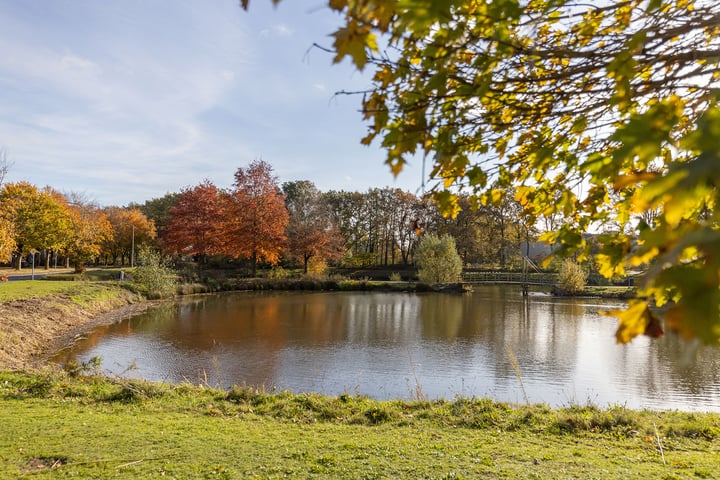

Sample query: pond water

[54,287,720,411]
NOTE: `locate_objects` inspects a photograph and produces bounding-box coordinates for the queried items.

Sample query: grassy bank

[1,372,718,479]
[0,280,141,370]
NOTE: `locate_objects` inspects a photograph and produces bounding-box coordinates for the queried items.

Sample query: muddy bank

[0,289,148,371]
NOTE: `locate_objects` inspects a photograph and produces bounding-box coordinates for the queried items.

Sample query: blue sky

[0,0,423,206]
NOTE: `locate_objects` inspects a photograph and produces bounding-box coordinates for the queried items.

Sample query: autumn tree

[283,180,343,273]
[129,192,179,240]
[102,207,156,266]
[324,188,433,266]
[481,186,527,268]
[323,190,371,265]
[63,192,112,272]
[557,259,587,295]
[163,180,226,265]
[0,182,72,270]
[436,195,486,266]
[0,215,14,263]
[244,0,720,344]
[225,160,288,276]
[390,189,429,265]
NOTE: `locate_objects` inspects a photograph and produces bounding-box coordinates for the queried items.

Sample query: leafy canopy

[163,180,226,262]
[245,0,720,344]
[225,160,289,275]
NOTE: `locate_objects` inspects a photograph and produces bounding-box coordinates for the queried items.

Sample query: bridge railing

[462,270,558,285]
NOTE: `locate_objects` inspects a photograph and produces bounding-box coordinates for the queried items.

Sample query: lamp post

[131,224,135,268]
[30,249,38,280]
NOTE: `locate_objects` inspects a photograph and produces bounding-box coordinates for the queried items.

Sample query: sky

[0,0,424,207]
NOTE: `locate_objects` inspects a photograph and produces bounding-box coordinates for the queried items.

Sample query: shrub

[557,259,586,294]
[307,257,328,278]
[131,247,177,298]
[414,233,463,283]
[268,266,290,279]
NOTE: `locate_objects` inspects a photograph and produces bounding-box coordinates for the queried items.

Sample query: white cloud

[260,23,294,37]
[0,0,421,206]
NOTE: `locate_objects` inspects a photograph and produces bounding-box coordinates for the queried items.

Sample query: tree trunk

[303,256,308,274]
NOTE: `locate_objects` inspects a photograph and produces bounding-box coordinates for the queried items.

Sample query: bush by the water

[131,247,176,298]
[557,259,586,294]
[414,233,463,283]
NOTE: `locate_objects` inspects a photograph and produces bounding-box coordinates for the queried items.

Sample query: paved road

[7,274,48,281]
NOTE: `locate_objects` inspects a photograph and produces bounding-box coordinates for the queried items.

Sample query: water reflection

[54,288,720,411]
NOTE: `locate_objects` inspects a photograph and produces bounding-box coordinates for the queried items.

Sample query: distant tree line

[0,159,541,274]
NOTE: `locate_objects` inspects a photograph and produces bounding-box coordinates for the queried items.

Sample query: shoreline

[42,300,162,367]
[0,286,145,371]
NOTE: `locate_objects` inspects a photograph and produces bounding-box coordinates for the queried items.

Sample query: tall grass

[505,344,529,404]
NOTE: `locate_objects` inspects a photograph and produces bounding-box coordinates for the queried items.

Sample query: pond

[54,287,720,411]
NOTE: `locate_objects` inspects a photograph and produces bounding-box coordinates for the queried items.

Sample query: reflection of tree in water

[419,293,466,340]
[484,292,582,393]
[335,292,422,345]
[53,300,183,365]
[57,289,720,407]
[618,332,720,404]
[416,287,581,395]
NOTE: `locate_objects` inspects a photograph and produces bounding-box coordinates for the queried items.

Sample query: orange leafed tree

[102,207,156,266]
[64,194,113,272]
[163,180,226,264]
[224,160,288,276]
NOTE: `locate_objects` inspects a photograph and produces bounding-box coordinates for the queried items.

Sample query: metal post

[131,224,135,268]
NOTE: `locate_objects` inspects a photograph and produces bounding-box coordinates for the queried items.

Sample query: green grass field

[1,372,718,479]
[0,271,714,478]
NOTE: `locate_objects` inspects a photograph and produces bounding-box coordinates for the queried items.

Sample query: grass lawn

[0,267,131,304]
[1,372,718,479]
[0,279,81,303]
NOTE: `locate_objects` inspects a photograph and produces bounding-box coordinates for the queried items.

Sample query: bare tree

[0,148,12,187]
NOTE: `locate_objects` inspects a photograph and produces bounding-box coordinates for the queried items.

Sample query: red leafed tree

[163,180,226,265]
[224,160,288,276]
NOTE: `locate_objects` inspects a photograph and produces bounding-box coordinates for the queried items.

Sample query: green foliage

[557,260,587,295]
[267,266,290,279]
[131,246,176,299]
[414,233,463,283]
[63,356,102,377]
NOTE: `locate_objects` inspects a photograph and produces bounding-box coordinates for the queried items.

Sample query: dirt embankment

[0,290,150,371]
